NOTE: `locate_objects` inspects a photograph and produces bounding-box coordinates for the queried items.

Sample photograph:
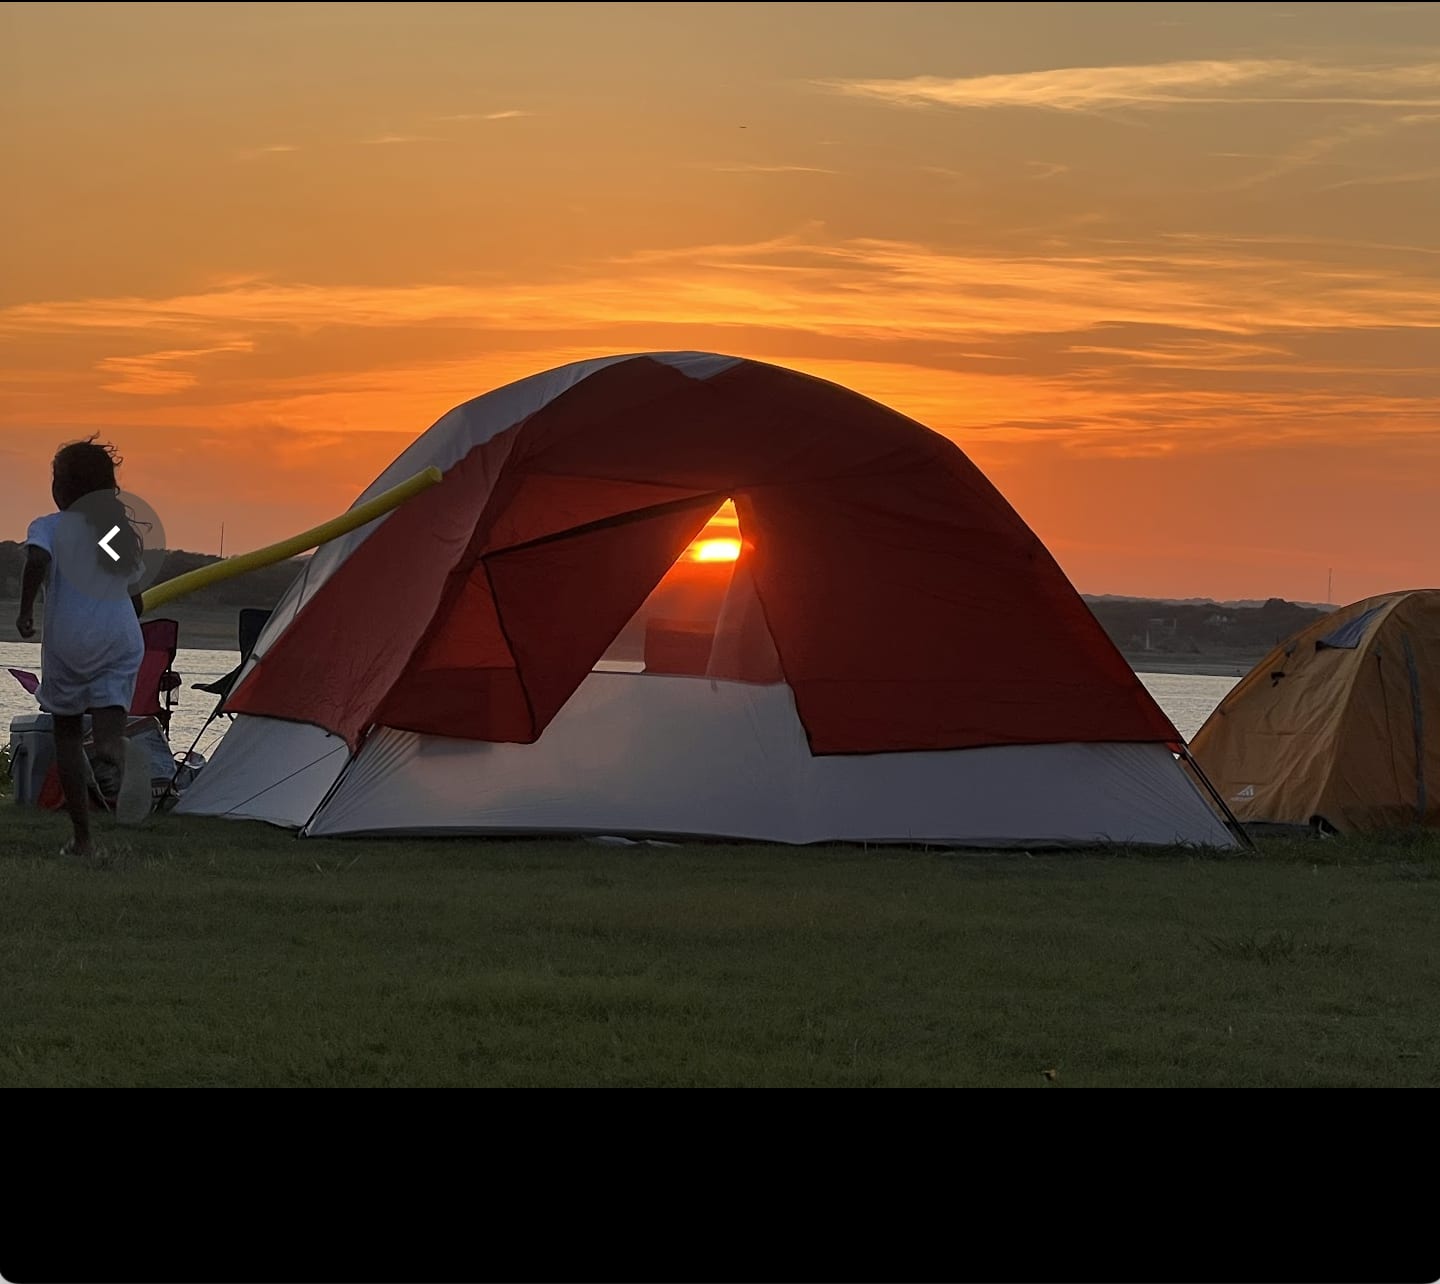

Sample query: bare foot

[59,837,109,863]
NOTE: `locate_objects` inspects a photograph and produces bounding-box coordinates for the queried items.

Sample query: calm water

[1137,672,1239,741]
[2,641,1238,760]
[2,642,242,762]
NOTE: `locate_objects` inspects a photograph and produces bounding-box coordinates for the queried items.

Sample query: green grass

[2,805,1438,1086]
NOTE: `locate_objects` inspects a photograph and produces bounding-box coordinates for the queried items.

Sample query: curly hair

[52,436,147,574]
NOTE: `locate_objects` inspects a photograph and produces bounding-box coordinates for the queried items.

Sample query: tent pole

[1180,743,1254,850]
[298,723,372,837]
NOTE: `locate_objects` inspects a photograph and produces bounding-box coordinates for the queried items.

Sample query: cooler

[8,713,90,807]
[8,713,175,809]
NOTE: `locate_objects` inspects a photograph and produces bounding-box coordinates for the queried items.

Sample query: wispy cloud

[237,143,300,160]
[434,109,533,121]
[96,341,255,395]
[820,59,1440,113]
[6,229,1439,465]
[356,132,437,146]
[700,163,838,174]
[1320,165,1440,190]
[1065,337,1291,367]
[1230,110,1440,188]
[1158,230,1440,257]
[605,229,826,266]
[8,234,1440,343]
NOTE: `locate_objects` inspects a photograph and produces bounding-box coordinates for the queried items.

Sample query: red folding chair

[9,620,180,723]
[131,617,181,733]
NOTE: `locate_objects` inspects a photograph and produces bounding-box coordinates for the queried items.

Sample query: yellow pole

[140,465,443,612]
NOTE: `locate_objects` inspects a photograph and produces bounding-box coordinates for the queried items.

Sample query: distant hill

[1084,594,1334,612]
[1082,595,1329,660]
[0,540,305,611]
[0,540,307,647]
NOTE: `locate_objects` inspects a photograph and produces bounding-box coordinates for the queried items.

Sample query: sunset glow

[4,2,1437,602]
[690,538,742,564]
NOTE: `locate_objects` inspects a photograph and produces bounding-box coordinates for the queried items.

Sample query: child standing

[14,439,150,857]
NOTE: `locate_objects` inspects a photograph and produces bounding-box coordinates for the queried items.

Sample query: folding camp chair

[191,607,271,710]
[132,617,182,733]
[171,607,272,785]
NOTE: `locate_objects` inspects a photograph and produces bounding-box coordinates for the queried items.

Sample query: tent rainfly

[178,352,1235,847]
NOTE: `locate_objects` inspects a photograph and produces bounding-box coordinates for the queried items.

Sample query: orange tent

[1189,590,1440,832]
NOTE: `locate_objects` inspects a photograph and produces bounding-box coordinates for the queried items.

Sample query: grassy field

[1,800,1437,1087]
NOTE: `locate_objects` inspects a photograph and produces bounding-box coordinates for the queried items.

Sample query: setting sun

[690,538,742,564]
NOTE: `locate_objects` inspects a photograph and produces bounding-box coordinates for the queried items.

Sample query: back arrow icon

[99,525,122,562]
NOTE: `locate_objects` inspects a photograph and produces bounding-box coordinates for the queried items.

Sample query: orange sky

[3,0,1438,603]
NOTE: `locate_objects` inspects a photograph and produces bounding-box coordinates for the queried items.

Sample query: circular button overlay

[51,490,168,606]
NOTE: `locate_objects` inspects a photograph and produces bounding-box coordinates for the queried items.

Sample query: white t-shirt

[25,511,146,715]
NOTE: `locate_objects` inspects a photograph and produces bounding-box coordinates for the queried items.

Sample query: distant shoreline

[1125,653,1260,678]
[0,600,259,652]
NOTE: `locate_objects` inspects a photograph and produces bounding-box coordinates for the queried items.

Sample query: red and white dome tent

[178,352,1236,847]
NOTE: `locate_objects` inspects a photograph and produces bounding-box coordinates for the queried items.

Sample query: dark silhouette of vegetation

[1082,596,1329,657]
[1,540,304,611]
